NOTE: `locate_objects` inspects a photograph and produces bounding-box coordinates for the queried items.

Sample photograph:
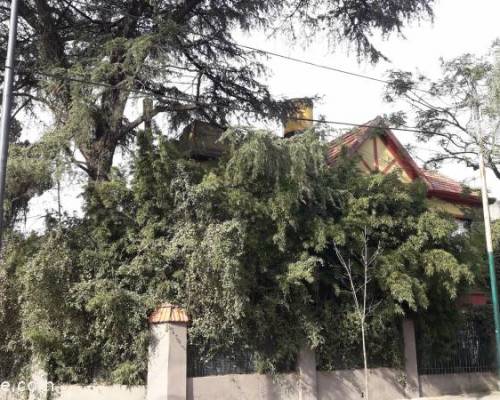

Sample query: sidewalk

[418,393,500,400]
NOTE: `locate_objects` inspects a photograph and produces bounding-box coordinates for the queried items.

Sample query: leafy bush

[0,129,479,383]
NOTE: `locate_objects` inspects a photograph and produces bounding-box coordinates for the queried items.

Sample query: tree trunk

[78,99,126,182]
[80,135,118,182]
[361,320,369,400]
[85,150,115,182]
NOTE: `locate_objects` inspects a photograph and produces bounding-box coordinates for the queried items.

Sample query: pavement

[417,393,500,400]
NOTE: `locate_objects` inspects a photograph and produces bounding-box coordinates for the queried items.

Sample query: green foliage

[417,305,495,371]
[0,234,38,381]
[4,142,53,227]
[384,40,500,179]
[0,0,434,181]
[317,303,402,370]
[0,128,479,383]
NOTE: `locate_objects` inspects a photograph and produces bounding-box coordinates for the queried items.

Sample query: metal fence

[187,342,297,378]
[187,343,256,378]
[417,307,495,375]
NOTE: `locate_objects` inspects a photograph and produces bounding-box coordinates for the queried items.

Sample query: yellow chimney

[283,98,314,138]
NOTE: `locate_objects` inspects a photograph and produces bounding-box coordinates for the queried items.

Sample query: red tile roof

[421,169,482,205]
[327,124,371,163]
[148,304,189,324]
[420,169,466,195]
[327,117,482,207]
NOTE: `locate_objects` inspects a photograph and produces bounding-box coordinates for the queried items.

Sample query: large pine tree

[1,0,434,181]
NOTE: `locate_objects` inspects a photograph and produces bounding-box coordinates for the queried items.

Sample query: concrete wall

[52,385,146,400]
[420,372,498,397]
[3,371,498,400]
[187,370,498,400]
[0,391,22,400]
[3,315,495,399]
[187,373,299,400]
[317,368,406,400]
[0,385,145,400]
[186,368,408,400]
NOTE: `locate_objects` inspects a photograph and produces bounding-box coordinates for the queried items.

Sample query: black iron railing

[417,308,495,375]
[187,344,256,377]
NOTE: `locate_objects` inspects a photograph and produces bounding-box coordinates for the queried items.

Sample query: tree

[0,0,434,182]
[0,128,478,384]
[5,141,53,228]
[384,40,500,179]
[0,117,53,230]
[334,229,381,400]
[0,233,38,381]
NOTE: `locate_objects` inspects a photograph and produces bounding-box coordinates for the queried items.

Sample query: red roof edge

[427,189,483,207]
[327,117,486,207]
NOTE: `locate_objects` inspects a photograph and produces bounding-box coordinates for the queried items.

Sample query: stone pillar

[297,346,318,400]
[403,319,420,398]
[147,304,189,400]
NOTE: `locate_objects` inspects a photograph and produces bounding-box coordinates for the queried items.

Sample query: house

[178,100,491,306]
[324,114,489,306]
[324,113,491,307]
[179,101,484,223]
[326,115,483,222]
[165,104,495,399]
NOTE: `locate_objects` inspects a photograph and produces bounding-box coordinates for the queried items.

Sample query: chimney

[283,98,314,138]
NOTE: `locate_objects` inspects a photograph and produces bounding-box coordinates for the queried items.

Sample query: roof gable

[327,117,482,207]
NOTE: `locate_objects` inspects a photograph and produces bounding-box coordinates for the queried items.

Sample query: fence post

[147,304,189,400]
[403,319,420,398]
[297,346,318,400]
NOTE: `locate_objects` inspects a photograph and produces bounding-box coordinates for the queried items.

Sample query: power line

[219,42,389,85]
[30,69,194,102]
[61,0,425,91]
[26,69,456,138]
[10,0,450,140]
[185,30,434,95]
[295,117,444,136]
[21,75,452,173]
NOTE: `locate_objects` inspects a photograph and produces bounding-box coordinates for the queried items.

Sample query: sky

[21,0,500,232]
[240,0,500,187]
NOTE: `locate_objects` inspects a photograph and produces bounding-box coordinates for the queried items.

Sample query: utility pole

[474,100,500,384]
[0,0,19,248]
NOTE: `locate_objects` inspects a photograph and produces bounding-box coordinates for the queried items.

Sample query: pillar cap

[149,303,189,324]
